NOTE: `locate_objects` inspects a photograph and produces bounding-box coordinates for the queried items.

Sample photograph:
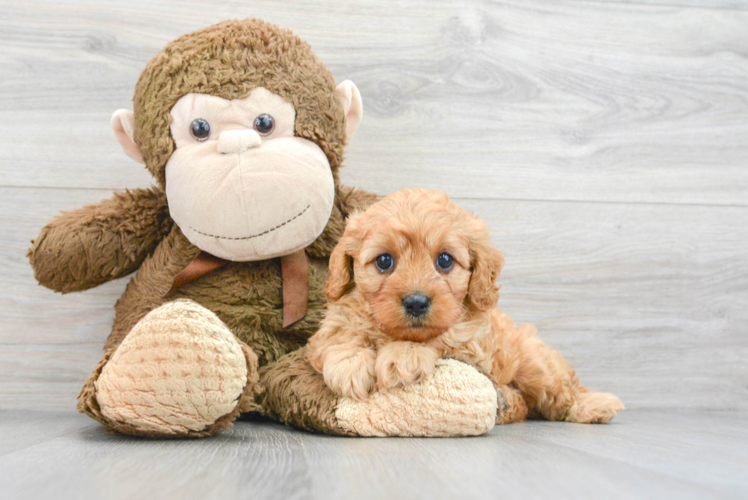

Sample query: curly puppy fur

[306,189,624,424]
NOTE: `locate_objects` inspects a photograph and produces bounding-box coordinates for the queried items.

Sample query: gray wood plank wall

[1,0,746,412]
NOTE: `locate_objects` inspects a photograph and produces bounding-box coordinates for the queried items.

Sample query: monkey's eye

[375,253,395,273]
[254,113,275,136]
[190,119,211,141]
[436,252,454,272]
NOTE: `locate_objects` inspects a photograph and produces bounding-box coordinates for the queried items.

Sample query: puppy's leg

[512,324,624,424]
[495,384,529,425]
[306,305,378,402]
[313,344,377,402]
[375,341,440,390]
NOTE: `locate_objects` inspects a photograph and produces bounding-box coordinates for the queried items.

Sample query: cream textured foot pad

[335,359,498,437]
[96,299,248,435]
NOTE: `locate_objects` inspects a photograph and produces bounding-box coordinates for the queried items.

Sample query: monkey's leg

[512,324,624,424]
[78,299,261,437]
[259,354,498,437]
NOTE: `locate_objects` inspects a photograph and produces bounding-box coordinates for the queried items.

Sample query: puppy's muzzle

[402,293,431,319]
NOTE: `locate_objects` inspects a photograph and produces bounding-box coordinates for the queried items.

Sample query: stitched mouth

[188,204,310,241]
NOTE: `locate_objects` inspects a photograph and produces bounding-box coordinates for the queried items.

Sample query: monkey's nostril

[402,293,431,318]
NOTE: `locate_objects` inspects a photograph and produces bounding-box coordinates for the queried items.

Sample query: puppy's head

[326,189,504,342]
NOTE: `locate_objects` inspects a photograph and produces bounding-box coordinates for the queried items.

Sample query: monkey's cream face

[165,87,335,261]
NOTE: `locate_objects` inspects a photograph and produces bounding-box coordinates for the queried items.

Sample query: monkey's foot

[79,299,261,437]
[335,359,497,437]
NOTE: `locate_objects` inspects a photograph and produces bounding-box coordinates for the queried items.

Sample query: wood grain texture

[592,0,748,10]
[2,188,746,411]
[0,0,746,417]
[0,410,746,499]
[1,0,747,204]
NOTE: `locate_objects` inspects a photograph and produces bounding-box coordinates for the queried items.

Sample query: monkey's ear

[336,80,363,139]
[111,109,145,164]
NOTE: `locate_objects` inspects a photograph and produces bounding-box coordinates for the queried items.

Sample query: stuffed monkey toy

[28,19,498,438]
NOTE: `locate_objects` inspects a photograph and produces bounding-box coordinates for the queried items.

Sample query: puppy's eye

[436,252,454,271]
[254,113,275,136]
[375,253,395,272]
[190,118,211,141]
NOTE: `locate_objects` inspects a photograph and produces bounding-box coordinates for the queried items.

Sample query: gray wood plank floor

[2,0,748,205]
[3,188,747,411]
[1,0,746,414]
[0,409,745,500]
[1,0,746,498]
[594,0,748,9]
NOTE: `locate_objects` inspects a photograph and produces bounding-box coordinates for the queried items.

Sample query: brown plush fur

[257,348,355,436]
[133,19,348,188]
[28,19,378,436]
[306,189,624,424]
[28,187,172,293]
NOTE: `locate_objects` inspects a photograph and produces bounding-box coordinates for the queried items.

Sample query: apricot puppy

[307,189,624,424]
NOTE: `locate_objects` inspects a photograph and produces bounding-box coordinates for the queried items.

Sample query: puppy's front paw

[322,349,377,401]
[375,341,439,390]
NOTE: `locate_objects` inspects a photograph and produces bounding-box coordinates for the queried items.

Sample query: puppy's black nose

[402,294,431,318]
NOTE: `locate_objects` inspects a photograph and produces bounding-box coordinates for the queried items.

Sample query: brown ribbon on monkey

[168,249,309,328]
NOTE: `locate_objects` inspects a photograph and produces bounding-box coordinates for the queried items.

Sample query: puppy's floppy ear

[325,215,361,301]
[468,235,505,311]
[325,241,353,301]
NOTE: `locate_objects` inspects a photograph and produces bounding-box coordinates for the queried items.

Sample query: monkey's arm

[307,185,378,258]
[28,186,172,293]
[337,184,379,217]
[257,348,356,435]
